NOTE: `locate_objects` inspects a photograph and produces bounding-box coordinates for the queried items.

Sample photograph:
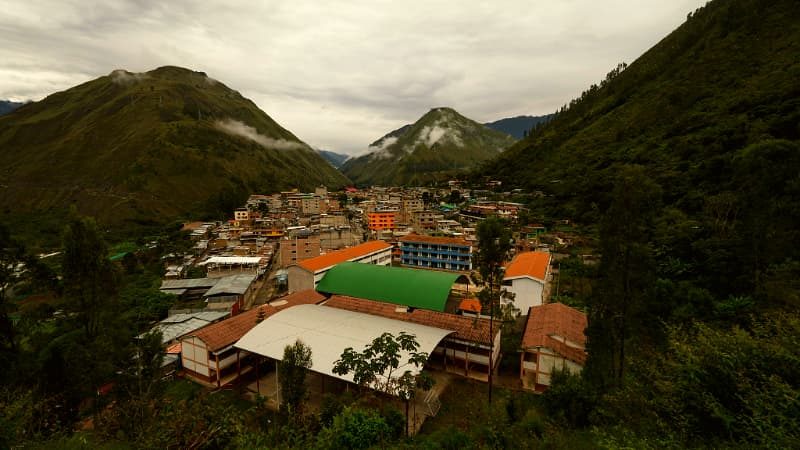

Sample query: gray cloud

[0,0,706,154]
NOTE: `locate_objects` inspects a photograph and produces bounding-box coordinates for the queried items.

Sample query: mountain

[0,100,24,116]
[316,149,350,168]
[342,108,515,186]
[484,114,553,139]
[481,0,800,223]
[0,66,349,230]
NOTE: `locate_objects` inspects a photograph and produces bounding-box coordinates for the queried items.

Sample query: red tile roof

[298,241,392,273]
[504,251,550,281]
[186,289,326,352]
[522,303,587,365]
[399,233,470,246]
[324,295,499,346]
[458,298,482,313]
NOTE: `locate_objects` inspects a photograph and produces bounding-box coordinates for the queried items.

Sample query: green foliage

[316,406,391,450]
[333,331,430,398]
[542,370,597,428]
[0,66,349,231]
[61,214,120,339]
[342,108,515,186]
[593,313,800,448]
[584,166,662,389]
[279,339,313,417]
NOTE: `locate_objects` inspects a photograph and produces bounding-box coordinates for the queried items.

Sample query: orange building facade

[367,211,397,231]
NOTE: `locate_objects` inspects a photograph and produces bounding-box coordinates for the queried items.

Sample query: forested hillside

[0,66,349,233]
[480,0,800,446]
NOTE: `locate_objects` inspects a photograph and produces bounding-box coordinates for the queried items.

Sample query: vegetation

[0,66,349,236]
[279,339,313,418]
[342,107,515,186]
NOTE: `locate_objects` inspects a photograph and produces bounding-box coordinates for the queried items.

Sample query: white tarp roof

[235,304,453,390]
[199,256,264,266]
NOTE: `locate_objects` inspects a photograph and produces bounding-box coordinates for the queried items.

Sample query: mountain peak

[342,107,515,186]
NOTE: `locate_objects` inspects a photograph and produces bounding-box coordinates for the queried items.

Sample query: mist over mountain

[342,107,514,186]
[0,66,349,229]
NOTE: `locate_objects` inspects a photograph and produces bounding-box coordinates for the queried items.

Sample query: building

[315,186,328,197]
[234,208,250,222]
[367,211,397,231]
[203,273,257,313]
[143,310,230,346]
[520,303,587,392]
[324,295,501,381]
[287,240,392,292]
[180,290,326,387]
[411,211,444,232]
[279,237,321,267]
[301,197,322,215]
[315,262,468,312]
[400,234,472,272]
[502,251,551,314]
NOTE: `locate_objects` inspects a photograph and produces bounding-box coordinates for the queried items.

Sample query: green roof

[316,262,460,312]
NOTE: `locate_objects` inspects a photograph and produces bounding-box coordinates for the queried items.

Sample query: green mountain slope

[0,66,349,228]
[481,0,800,221]
[342,108,515,186]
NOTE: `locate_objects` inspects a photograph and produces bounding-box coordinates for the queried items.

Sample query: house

[142,310,230,345]
[203,273,257,314]
[399,234,472,272]
[520,303,587,392]
[181,289,326,387]
[286,240,392,292]
[502,251,551,314]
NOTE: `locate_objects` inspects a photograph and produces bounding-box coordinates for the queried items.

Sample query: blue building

[400,234,473,272]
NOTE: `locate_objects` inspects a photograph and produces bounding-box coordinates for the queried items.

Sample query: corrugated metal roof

[146,311,229,343]
[235,304,453,391]
[204,274,256,297]
[316,262,459,312]
[160,278,219,290]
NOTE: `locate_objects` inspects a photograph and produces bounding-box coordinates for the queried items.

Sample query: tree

[0,224,24,354]
[333,332,433,436]
[279,339,312,418]
[447,190,463,204]
[61,214,120,339]
[584,166,661,389]
[473,216,511,403]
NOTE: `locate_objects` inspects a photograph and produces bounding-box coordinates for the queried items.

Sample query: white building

[502,251,551,315]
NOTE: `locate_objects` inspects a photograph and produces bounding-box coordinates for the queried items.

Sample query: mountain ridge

[0,66,349,229]
[342,107,515,186]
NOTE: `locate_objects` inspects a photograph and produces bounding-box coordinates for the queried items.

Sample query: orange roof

[324,295,499,346]
[186,290,326,352]
[521,303,587,365]
[298,240,391,272]
[458,298,482,313]
[399,233,470,246]
[166,342,182,354]
[504,251,550,281]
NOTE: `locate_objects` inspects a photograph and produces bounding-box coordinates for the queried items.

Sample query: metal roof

[146,311,229,343]
[235,304,453,391]
[315,262,460,312]
[160,278,219,290]
[199,256,264,266]
[204,274,256,297]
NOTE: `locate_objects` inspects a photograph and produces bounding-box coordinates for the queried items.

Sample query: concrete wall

[287,265,315,293]
[506,277,544,314]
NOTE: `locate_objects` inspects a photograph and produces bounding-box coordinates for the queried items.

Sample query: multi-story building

[301,197,321,215]
[279,237,321,267]
[502,251,551,314]
[411,210,444,232]
[287,240,392,292]
[234,208,250,222]
[367,210,397,231]
[400,234,472,272]
[315,186,328,197]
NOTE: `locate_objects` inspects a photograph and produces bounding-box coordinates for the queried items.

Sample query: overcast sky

[1,0,706,155]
